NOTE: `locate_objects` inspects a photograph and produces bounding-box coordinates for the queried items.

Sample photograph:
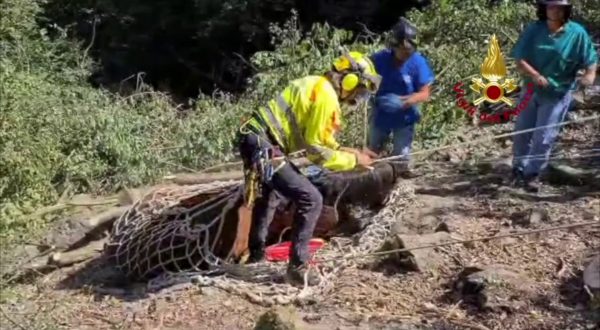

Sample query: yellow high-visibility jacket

[246,75,357,171]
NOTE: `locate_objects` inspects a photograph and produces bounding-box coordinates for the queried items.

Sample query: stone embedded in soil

[583,254,600,291]
[442,148,468,164]
[254,306,304,330]
[391,195,457,235]
[511,208,549,227]
[453,264,536,312]
[380,232,459,272]
[528,208,549,225]
[40,216,97,250]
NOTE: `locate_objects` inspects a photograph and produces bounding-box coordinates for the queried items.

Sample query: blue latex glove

[375,93,421,126]
[375,93,405,113]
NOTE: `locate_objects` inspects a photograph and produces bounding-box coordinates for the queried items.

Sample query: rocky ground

[1,109,599,330]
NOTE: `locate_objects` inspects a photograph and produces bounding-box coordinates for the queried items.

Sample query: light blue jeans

[512,89,573,178]
[368,121,415,159]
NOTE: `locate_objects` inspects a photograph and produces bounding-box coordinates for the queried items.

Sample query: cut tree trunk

[48,238,107,267]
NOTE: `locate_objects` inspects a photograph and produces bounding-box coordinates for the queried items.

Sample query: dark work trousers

[238,131,323,267]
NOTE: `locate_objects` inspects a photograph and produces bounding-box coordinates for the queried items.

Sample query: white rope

[375,113,600,163]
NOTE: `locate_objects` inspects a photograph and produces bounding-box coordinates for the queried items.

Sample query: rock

[491,157,512,174]
[380,232,459,272]
[546,163,598,186]
[528,208,549,224]
[442,149,468,164]
[583,254,600,291]
[40,216,97,250]
[453,264,536,312]
[511,208,549,227]
[434,222,450,233]
[391,195,456,235]
[254,306,304,330]
[574,84,600,109]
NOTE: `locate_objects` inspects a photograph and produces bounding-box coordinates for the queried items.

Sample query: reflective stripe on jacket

[247,75,357,172]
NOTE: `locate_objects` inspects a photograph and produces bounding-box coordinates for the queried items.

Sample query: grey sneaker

[285,264,320,287]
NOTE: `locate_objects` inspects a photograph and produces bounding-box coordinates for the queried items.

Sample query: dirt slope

[1,111,598,330]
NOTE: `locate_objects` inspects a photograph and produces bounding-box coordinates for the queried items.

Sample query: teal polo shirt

[511,20,598,99]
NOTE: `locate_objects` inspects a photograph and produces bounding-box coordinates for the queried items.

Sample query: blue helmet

[389,17,418,49]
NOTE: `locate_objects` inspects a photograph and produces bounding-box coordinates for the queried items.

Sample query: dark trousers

[238,132,323,266]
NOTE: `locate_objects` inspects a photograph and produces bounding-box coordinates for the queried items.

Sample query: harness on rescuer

[239,50,380,207]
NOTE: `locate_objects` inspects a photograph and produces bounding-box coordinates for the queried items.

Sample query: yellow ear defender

[341,73,360,91]
[332,50,381,93]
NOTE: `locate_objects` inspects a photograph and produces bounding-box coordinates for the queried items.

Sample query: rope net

[186,180,416,306]
[103,173,416,305]
[104,180,243,280]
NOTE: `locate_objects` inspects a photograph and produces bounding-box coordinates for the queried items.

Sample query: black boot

[510,167,525,187]
[247,246,265,264]
[285,263,320,287]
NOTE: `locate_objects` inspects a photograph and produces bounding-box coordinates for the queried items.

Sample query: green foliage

[572,0,600,32]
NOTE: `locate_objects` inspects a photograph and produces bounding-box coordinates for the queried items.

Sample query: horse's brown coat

[220,161,406,261]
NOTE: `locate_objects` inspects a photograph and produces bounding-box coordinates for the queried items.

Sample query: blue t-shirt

[511,20,598,99]
[370,49,435,129]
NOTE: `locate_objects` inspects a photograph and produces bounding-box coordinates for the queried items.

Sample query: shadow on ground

[412,156,599,204]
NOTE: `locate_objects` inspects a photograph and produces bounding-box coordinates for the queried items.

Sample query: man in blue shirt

[368,18,435,171]
[510,0,597,192]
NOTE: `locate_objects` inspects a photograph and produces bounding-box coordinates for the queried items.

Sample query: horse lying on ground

[104,161,407,280]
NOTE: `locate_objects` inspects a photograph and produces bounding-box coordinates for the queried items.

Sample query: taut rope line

[316,220,600,264]
[194,114,599,172]
[374,113,600,163]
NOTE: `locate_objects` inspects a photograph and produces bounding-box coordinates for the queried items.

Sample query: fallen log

[48,238,107,267]
[165,171,244,185]
[84,206,129,228]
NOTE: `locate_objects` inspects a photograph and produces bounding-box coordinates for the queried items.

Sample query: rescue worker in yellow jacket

[237,51,381,285]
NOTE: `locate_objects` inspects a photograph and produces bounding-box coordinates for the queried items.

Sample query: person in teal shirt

[510,0,597,192]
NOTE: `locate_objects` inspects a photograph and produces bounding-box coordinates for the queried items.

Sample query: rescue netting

[103,177,417,305]
[104,180,244,280]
